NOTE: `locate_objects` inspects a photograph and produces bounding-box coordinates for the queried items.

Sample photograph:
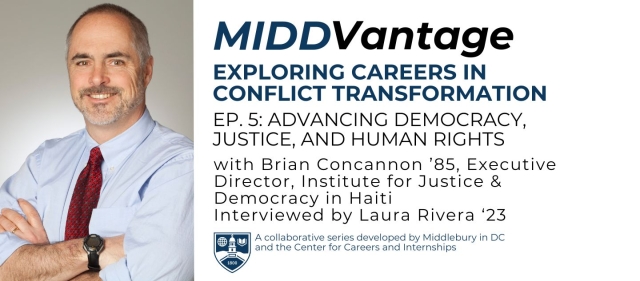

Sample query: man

[0,4,193,280]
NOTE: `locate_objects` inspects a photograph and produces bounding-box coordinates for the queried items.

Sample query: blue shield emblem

[214,232,251,273]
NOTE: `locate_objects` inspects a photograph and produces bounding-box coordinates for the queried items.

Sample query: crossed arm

[0,146,194,280]
[0,199,124,280]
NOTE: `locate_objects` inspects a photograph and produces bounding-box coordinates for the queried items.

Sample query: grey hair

[66,3,151,66]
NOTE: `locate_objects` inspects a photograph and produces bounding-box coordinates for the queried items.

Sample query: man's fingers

[0,213,22,235]
[2,201,50,244]
[1,208,40,245]
[17,198,43,229]
[0,208,30,234]
[0,214,15,233]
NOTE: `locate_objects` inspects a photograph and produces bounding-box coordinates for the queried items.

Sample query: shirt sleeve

[0,147,42,265]
[99,153,194,281]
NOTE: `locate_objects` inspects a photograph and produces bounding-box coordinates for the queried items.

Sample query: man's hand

[0,214,9,232]
[101,235,125,269]
[0,198,50,244]
[1,199,125,267]
[0,199,126,280]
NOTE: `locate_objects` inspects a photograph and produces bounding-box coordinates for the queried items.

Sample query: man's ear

[144,56,154,87]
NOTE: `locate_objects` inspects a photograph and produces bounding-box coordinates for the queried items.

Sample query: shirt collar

[84,108,155,169]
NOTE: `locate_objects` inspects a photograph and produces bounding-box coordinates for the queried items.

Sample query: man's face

[67,12,150,126]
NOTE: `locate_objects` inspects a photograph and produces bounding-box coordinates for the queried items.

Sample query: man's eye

[76,61,88,66]
[112,60,125,66]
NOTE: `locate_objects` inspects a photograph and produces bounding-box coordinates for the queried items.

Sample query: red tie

[65,147,103,240]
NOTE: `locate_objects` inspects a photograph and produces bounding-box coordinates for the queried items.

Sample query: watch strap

[88,250,100,271]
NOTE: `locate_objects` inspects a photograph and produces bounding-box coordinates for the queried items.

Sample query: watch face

[86,235,102,248]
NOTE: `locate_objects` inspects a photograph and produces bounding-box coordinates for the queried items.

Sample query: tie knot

[89,147,103,166]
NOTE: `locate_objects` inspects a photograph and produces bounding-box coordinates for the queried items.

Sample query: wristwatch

[83,234,105,271]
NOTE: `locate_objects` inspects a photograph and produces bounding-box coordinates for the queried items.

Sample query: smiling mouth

[88,93,117,99]
[80,85,123,100]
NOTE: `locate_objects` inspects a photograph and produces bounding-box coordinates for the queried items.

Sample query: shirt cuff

[0,233,30,265]
[99,258,131,281]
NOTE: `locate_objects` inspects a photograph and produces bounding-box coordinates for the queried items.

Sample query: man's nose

[90,64,110,85]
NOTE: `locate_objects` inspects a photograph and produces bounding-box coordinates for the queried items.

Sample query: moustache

[79,85,123,96]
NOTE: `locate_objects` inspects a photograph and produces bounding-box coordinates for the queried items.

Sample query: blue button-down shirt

[0,109,193,280]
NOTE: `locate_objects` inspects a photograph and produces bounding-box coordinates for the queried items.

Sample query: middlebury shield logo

[214,232,251,273]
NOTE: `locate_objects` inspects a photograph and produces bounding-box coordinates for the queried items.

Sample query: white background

[195,1,640,280]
